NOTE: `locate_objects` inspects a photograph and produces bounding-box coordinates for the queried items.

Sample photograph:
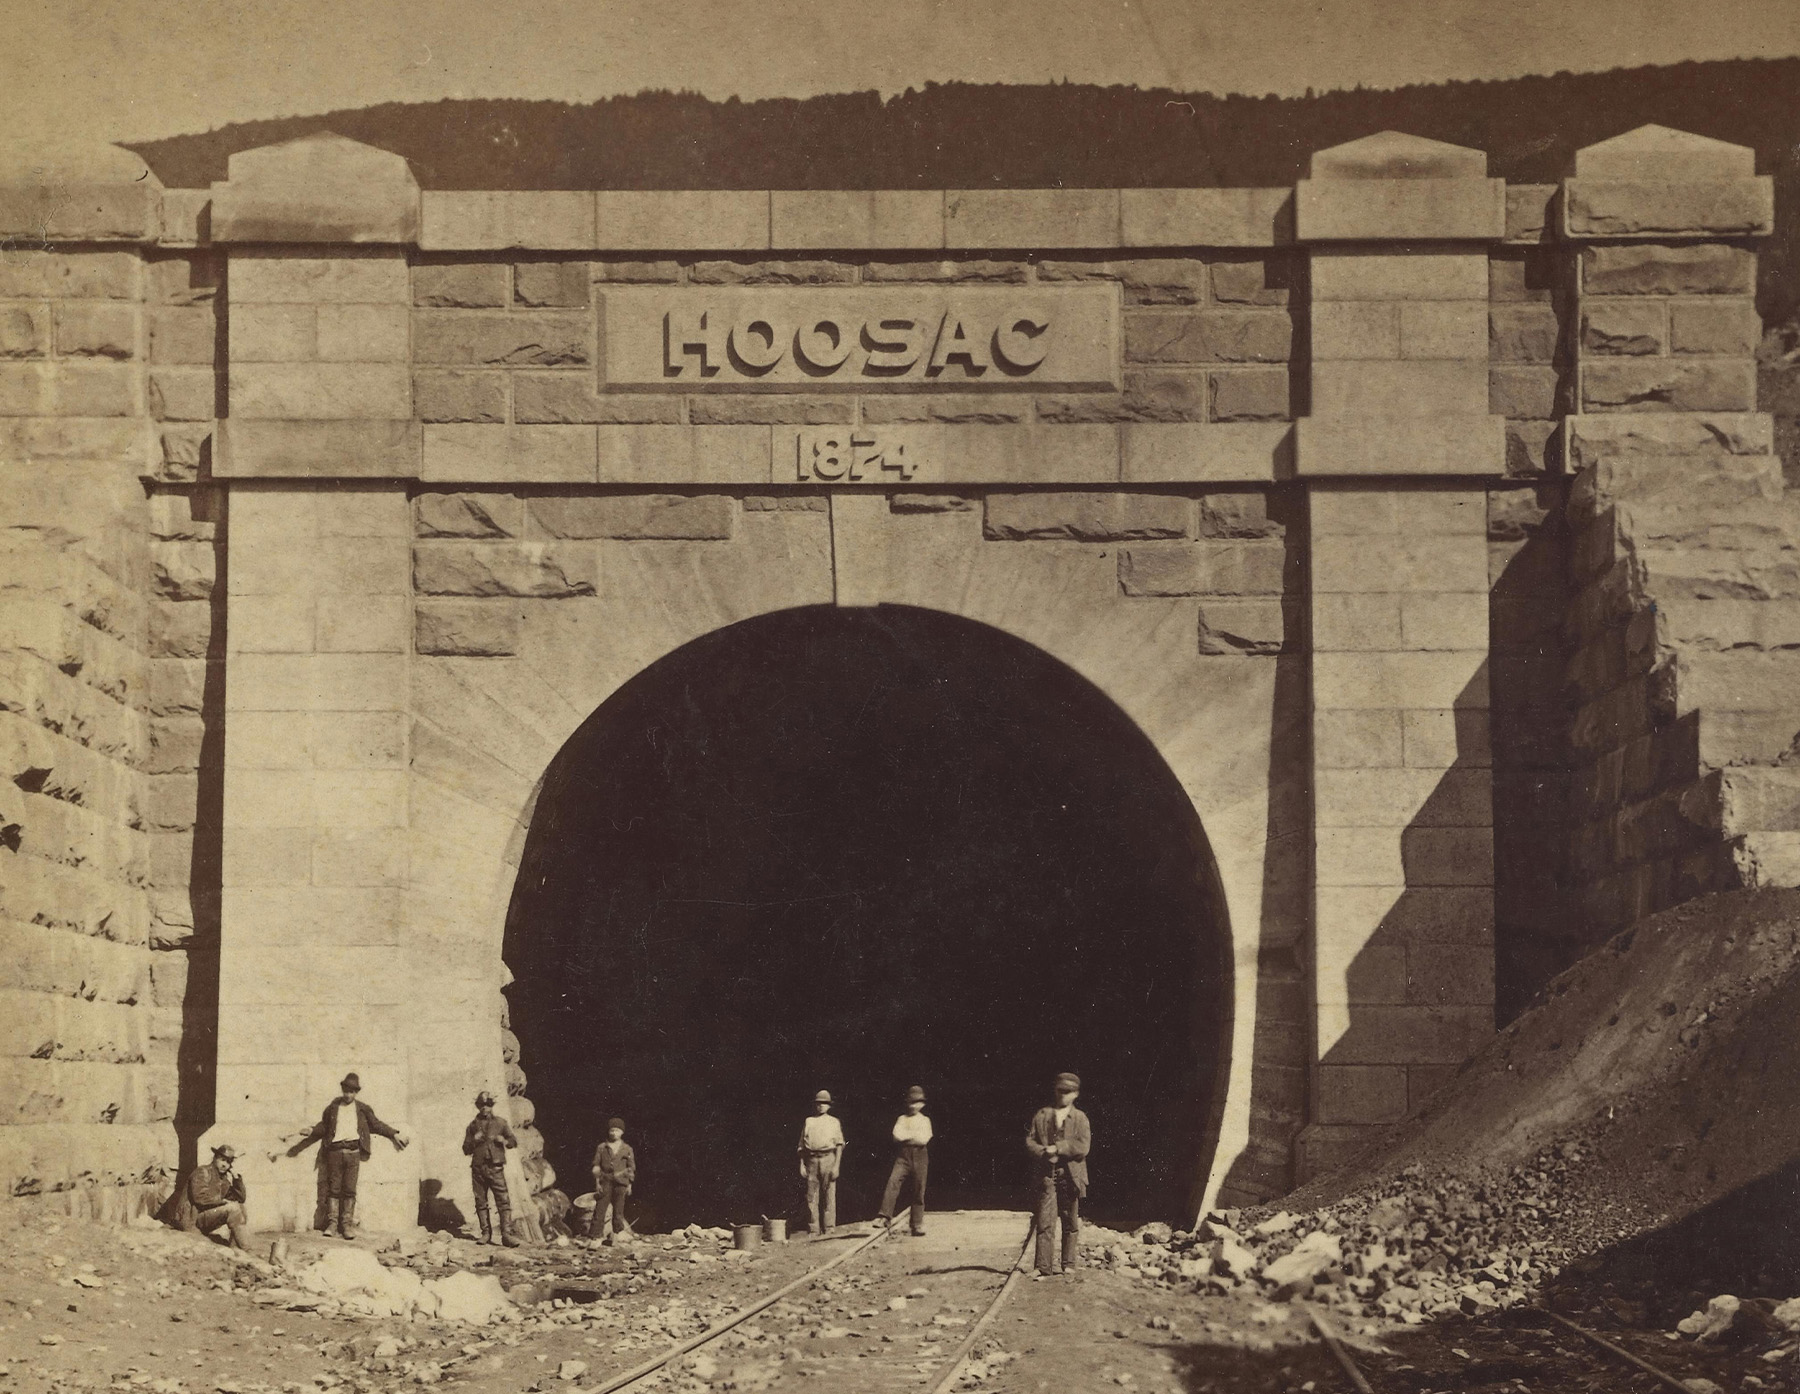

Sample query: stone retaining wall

[0,120,1787,1223]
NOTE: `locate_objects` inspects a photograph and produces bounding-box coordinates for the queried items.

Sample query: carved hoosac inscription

[601,286,1121,391]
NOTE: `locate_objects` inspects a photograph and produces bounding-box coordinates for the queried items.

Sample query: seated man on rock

[180,1143,251,1251]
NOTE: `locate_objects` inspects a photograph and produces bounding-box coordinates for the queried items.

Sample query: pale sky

[5,0,1799,147]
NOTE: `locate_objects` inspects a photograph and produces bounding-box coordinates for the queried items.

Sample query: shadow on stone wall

[173,488,225,1176]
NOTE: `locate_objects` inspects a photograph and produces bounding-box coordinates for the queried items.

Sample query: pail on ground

[763,1218,787,1243]
[733,1224,762,1250]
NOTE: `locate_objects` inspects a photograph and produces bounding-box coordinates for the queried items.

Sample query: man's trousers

[593,1180,630,1239]
[878,1144,928,1235]
[1034,1171,1081,1274]
[325,1143,361,1199]
[803,1152,839,1233]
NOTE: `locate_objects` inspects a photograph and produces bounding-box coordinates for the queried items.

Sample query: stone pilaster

[1294,133,1504,1180]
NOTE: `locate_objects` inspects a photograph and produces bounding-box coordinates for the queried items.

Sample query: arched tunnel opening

[502,604,1232,1230]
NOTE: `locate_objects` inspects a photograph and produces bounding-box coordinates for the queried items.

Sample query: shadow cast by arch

[501,603,1234,1229]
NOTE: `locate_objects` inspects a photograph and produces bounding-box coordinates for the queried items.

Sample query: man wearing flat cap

[591,1118,635,1244]
[1025,1072,1091,1276]
[285,1072,408,1240]
[463,1090,520,1247]
[179,1144,251,1251]
[877,1085,932,1237]
[797,1090,845,1236]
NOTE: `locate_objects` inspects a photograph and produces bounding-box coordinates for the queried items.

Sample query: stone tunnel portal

[501,605,1233,1229]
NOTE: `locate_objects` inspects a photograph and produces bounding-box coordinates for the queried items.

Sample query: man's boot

[324,1198,339,1237]
[1062,1222,1080,1273]
[338,1197,358,1240]
[476,1207,492,1245]
[496,1198,521,1248]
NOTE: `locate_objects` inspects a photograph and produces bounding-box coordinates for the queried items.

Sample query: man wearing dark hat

[462,1090,521,1247]
[797,1090,845,1236]
[285,1072,408,1240]
[1025,1072,1091,1276]
[877,1085,931,1237]
[590,1118,635,1244]
[180,1144,251,1251]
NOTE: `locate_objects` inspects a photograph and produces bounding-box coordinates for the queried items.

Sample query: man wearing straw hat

[1026,1071,1091,1277]
[797,1089,845,1236]
[877,1085,932,1237]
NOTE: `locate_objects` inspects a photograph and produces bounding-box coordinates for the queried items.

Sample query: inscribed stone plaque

[601,285,1120,391]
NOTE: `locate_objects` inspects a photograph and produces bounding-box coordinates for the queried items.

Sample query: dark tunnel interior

[502,604,1231,1230]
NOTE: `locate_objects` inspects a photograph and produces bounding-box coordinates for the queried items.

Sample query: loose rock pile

[1087,1144,1694,1331]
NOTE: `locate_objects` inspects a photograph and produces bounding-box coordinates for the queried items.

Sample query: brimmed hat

[475,1090,496,1107]
[813,1090,833,1104]
[340,1073,361,1092]
[904,1085,926,1103]
[1054,1072,1081,1091]
[607,1117,625,1131]
[211,1143,238,1162]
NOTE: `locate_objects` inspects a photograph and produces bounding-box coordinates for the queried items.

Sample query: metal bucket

[762,1218,787,1243]
[733,1224,762,1250]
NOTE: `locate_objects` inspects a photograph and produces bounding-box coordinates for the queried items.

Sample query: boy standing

[591,1118,636,1243]
[877,1085,931,1237]
[797,1090,845,1236]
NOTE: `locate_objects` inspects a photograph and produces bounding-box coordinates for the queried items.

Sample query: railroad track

[589,1214,1035,1393]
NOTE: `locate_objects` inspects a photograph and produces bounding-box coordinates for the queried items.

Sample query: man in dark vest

[462,1090,521,1247]
[178,1144,251,1250]
[286,1072,408,1239]
[590,1118,636,1244]
[1025,1071,1091,1277]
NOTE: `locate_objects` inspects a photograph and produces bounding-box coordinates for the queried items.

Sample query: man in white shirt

[797,1090,845,1236]
[877,1085,932,1236]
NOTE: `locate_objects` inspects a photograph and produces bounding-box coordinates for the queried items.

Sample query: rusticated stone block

[1037,371,1207,424]
[1669,300,1761,357]
[147,370,211,424]
[512,374,680,425]
[1197,492,1282,538]
[0,305,48,358]
[528,494,735,540]
[147,307,214,365]
[412,542,597,597]
[594,261,681,283]
[412,263,509,308]
[415,492,521,538]
[1505,185,1556,243]
[1210,257,1290,305]
[1197,599,1292,654]
[513,261,591,307]
[0,251,136,300]
[1489,366,1562,420]
[1582,360,1756,413]
[1505,420,1557,476]
[413,312,589,367]
[983,492,1191,541]
[1118,540,1289,595]
[413,371,506,424]
[1037,258,1208,305]
[414,600,522,657]
[1210,369,1289,422]
[861,395,1025,425]
[228,363,409,420]
[1487,305,1559,363]
[151,542,215,601]
[1581,243,1756,297]
[0,362,137,416]
[1563,178,1773,238]
[687,396,852,426]
[886,495,975,513]
[1581,301,1665,355]
[688,260,855,286]
[862,259,1027,284]
[1126,310,1291,364]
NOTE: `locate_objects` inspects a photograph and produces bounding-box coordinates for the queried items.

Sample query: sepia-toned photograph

[2,1,1799,1388]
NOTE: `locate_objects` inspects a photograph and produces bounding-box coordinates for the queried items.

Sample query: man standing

[590,1118,635,1244]
[797,1090,845,1237]
[180,1144,251,1250]
[285,1072,408,1240]
[462,1090,521,1247]
[877,1085,931,1237]
[1025,1072,1091,1277]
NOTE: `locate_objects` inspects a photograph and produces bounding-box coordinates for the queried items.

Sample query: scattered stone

[1678,1295,1741,1342]
[555,1360,586,1380]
